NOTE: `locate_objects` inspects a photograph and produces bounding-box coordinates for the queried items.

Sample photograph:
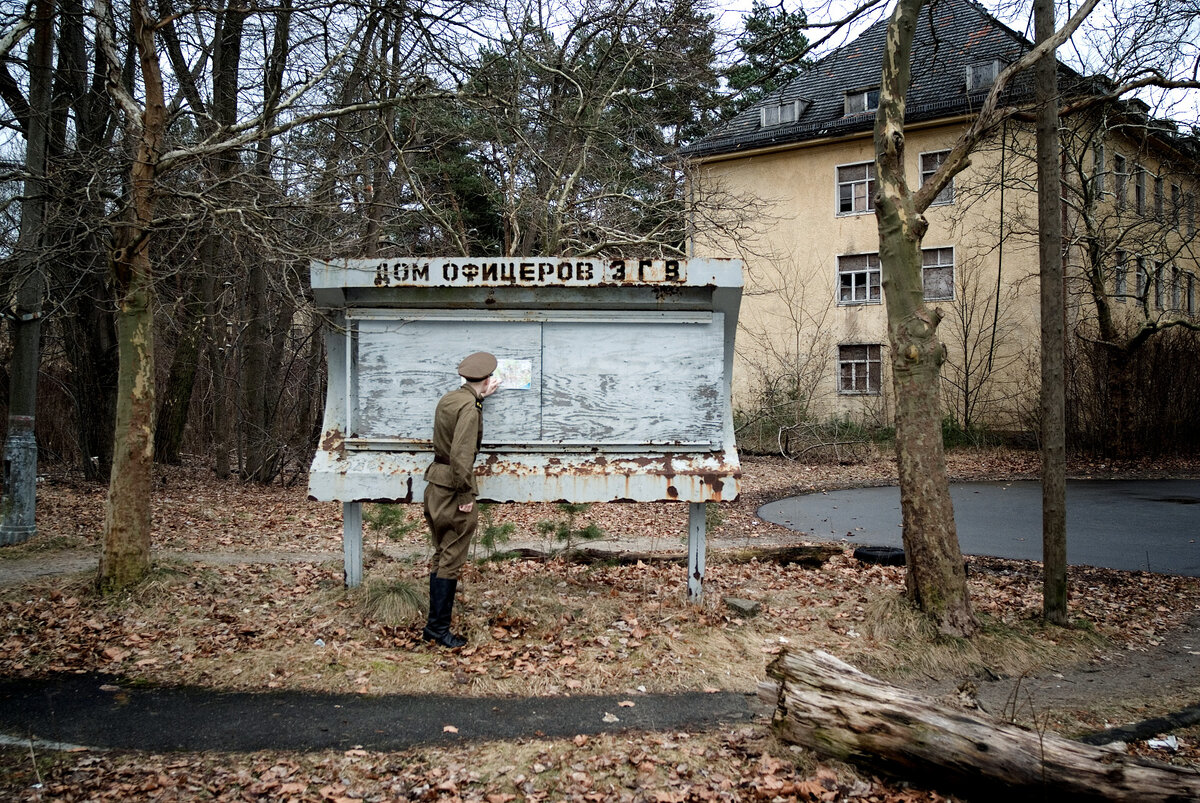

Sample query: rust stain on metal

[321,427,346,454]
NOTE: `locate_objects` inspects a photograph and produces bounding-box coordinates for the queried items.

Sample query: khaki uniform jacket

[424,386,483,498]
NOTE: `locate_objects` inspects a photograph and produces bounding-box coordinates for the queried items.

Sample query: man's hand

[458,501,474,513]
[480,376,501,397]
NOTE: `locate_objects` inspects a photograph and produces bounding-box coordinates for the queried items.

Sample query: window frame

[1135,164,1146,215]
[843,87,880,115]
[1136,255,1150,305]
[836,160,876,216]
[761,99,804,128]
[965,59,1002,90]
[837,252,882,305]
[1154,261,1165,310]
[1171,183,1182,230]
[838,344,883,395]
[921,246,955,301]
[1113,153,1127,209]
[919,150,955,206]
[1113,249,1127,301]
[1154,175,1165,219]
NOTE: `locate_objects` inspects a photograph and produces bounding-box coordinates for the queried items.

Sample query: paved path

[0,673,759,752]
[759,479,1200,576]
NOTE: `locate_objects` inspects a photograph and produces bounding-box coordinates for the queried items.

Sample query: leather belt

[433,454,451,465]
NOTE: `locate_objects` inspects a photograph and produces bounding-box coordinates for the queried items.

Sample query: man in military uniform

[422,351,500,648]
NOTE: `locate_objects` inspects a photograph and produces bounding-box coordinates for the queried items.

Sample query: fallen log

[759,649,1200,802]
[719,543,841,566]
[493,543,840,567]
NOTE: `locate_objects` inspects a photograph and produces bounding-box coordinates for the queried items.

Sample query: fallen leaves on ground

[2,449,1200,800]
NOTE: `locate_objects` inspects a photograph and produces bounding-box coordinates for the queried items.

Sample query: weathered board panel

[541,317,724,446]
[355,317,542,444]
[351,310,723,450]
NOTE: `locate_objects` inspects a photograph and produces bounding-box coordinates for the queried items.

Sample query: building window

[839,344,882,394]
[838,253,882,304]
[1171,266,1182,310]
[966,60,1002,90]
[837,161,876,214]
[1154,175,1165,219]
[761,99,804,128]
[1093,143,1105,194]
[1172,183,1182,229]
[1154,261,1165,309]
[1135,165,1146,214]
[922,247,954,300]
[1114,250,1127,301]
[844,87,880,115]
[1136,256,1149,304]
[1113,153,1127,209]
[1188,192,1196,237]
[1189,274,1196,317]
[920,150,954,206]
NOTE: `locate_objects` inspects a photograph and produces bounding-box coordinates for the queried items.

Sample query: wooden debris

[760,649,1200,802]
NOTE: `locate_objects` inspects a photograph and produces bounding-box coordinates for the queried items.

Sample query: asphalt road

[758,479,1200,576]
[0,673,759,752]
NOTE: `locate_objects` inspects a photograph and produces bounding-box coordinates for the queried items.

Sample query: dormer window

[844,88,879,115]
[761,99,804,128]
[966,60,1003,90]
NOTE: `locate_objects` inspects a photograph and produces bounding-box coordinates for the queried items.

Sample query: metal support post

[687,501,706,603]
[343,501,363,588]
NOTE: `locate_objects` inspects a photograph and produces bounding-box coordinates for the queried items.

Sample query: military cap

[457,351,497,381]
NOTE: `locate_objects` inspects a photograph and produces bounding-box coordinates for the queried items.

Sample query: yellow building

[683,0,1199,445]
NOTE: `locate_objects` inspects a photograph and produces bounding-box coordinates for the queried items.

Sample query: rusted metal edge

[308,448,740,504]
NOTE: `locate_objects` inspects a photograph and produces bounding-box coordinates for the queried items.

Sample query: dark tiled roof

[683,0,1039,158]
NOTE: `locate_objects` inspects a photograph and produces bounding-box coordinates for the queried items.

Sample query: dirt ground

[3,447,1200,801]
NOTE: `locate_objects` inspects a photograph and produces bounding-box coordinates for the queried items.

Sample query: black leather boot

[422,575,467,648]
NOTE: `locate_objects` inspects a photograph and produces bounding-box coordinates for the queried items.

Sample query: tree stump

[760,649,1200,802]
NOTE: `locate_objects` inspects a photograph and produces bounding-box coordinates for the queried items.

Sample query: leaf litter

[2,449,1200,800]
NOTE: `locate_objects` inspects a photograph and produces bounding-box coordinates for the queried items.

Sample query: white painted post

[343,501,363,588]
[687,501,706,603]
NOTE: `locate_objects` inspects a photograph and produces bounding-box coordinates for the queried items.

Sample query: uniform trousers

[423,482,479,580]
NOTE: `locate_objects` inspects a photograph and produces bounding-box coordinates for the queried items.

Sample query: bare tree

[0,0,52,544]
[873,0,1098,636]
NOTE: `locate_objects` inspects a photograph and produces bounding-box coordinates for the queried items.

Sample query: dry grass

[357,577,426,627]
[847,591,1105,682]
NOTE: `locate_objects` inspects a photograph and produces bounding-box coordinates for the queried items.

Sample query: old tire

[852,546,906,566]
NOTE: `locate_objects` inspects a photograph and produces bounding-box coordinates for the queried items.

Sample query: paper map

[494,358,532,390]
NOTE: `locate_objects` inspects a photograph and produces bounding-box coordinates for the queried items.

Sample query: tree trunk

[97,0,166,591]
[98,271,156,590]
[64,287,118,480]
[874,0,977,637]
[241,258,277,484]
[1,0,53,544]
[154,270,212,464]
[52,0,118,481]
[762,649,1200,802]
[1105,347,1136,458]
[1036,0,1068,626]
